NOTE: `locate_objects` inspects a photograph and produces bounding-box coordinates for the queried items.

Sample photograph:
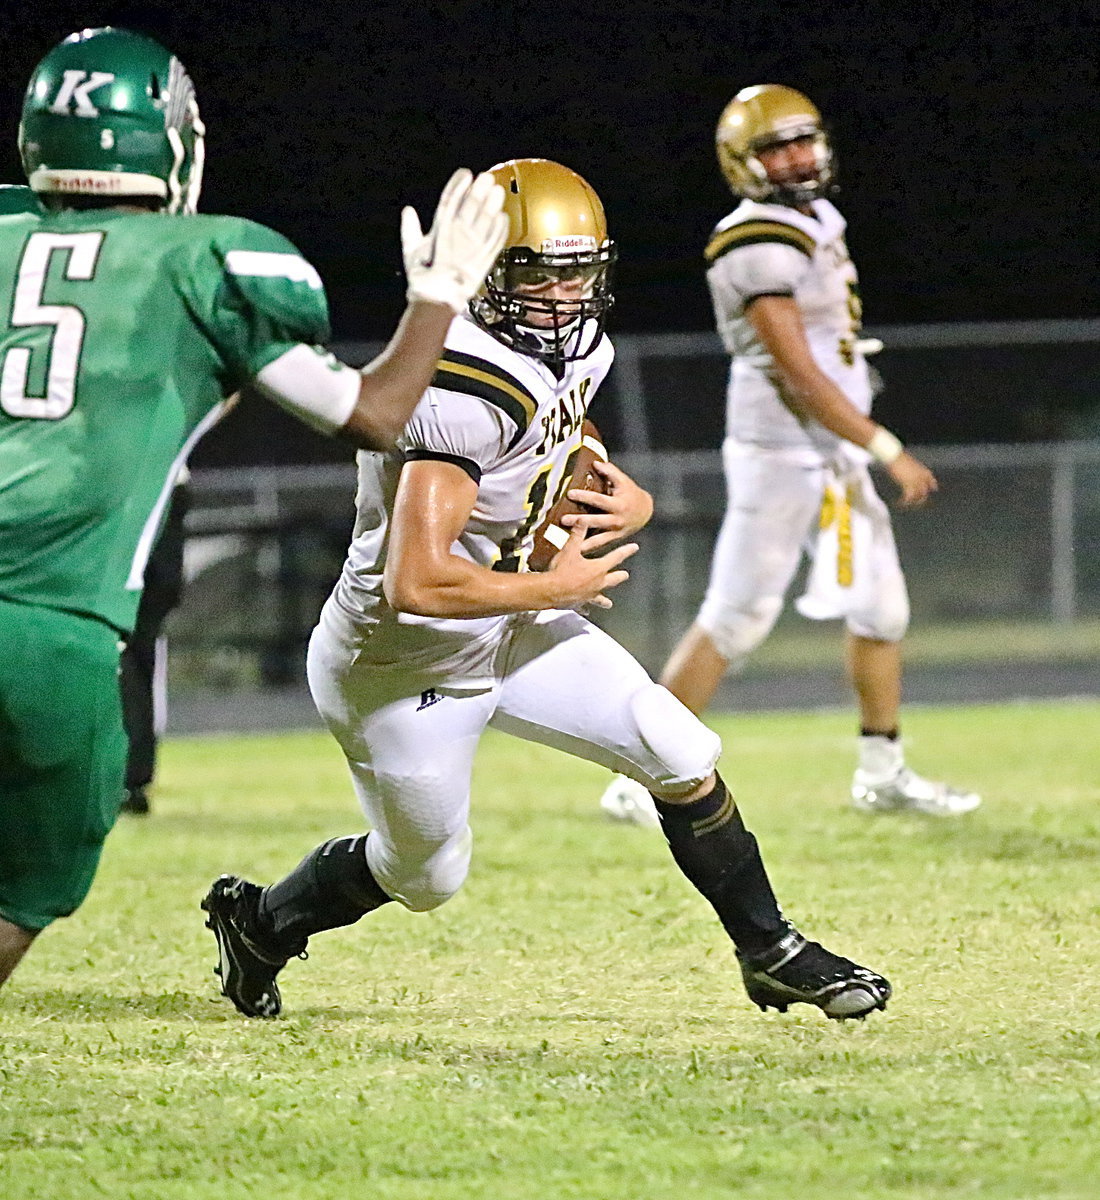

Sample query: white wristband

[254,345,361,434]
[866,426,904,465]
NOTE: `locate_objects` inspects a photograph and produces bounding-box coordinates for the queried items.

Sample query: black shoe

[120,787,150,815]
[737,922,891,1020]
[200,875,305,1018]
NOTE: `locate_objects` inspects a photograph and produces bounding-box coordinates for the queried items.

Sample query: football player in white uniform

[202,158,891,1024]
[600,85,980,827]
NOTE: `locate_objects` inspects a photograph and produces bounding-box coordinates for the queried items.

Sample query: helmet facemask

[163,56,205,214]
[744,128,834,207]
[478,242,616,365]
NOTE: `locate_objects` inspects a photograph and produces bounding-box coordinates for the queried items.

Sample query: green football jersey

[0,185,43,216]
[0,207,331,632]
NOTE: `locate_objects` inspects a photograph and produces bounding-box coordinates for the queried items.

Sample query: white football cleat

[598,774,661,829]
[851,766,981,817]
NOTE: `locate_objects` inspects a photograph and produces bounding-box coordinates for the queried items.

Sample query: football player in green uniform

[0,26,507,989]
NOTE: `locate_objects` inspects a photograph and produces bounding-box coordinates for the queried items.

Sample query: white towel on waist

[795,452,889,622]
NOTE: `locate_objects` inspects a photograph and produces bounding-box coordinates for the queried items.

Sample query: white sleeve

[707,241,810,314]
[252,343,360,434]
[398,388,512,481]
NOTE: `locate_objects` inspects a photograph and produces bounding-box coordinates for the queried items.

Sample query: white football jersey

[706,197,873,457]
[324,314,614,681]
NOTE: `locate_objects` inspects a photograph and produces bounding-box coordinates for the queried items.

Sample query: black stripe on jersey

[743,290,796,308]
[705,221,817,264]
[431,349,538,445]
[404,449,482,484]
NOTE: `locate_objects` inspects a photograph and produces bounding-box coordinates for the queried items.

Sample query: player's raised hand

[887,451,938,508]
[401,168,508,313]
[546,520,638,610]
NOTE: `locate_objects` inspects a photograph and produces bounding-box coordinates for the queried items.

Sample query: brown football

[528,419,610,571]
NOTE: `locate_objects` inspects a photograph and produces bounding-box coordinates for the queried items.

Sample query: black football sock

[651,775,785,955]
[257,834,392,950]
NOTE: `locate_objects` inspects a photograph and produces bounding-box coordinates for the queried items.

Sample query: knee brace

[629,682,721,796]
[696,593,783,667]
[366,826,473,913]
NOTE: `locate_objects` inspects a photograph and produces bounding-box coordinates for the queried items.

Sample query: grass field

[3,700,1099,1199]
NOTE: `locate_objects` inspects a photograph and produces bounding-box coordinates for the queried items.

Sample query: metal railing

[600,318,1100,452]
[175,439,1100,685]
[168,317,1100,683]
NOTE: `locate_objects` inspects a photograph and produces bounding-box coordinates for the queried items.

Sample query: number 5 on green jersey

[1,231,104,419]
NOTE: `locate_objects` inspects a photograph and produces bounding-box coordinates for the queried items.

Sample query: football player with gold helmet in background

[600,85,980,825]
[203,158,892,1025]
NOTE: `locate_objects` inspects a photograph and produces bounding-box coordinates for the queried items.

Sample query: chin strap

[513,318,581,355]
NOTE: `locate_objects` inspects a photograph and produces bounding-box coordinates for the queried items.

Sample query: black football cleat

[201,875,304,1018]
[737,922,891,1020]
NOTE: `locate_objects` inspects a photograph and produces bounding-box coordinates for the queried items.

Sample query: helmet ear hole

[149,72,161,100]
[510,179,519,193]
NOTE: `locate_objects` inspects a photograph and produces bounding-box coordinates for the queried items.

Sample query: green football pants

[0,597,127,931]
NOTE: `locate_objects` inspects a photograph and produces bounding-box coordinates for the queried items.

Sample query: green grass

[3,701,1099,1199]
[745,616,1100,671]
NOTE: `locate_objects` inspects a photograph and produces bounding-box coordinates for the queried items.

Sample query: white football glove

[401,168,509,313]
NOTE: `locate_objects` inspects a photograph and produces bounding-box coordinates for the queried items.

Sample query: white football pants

[307,606,720,912]
[697,441,909,665]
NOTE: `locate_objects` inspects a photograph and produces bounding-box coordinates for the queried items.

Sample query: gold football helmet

[715,84,834,206]
[472,158,616,364]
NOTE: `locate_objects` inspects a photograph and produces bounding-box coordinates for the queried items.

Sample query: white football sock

[857,734,904,782]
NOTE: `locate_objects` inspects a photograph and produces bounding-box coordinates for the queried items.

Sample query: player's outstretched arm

[383,460,637,618]
[340,169,508,450]
[746,294,937,506]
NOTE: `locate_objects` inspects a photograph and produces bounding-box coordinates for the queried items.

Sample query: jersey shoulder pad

[430,324,539,447]
[705,205,817,265]
[0,185,44,216]
[193,214,323,288]
[179,215,331,377]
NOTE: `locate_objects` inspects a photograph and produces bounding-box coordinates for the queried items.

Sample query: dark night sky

[1,2,1097,457]
[3,0,1097,337]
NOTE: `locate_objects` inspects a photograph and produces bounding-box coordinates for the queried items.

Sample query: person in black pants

[119,478,190,815]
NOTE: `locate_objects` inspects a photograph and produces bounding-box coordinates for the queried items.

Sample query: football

[529,419,610,571]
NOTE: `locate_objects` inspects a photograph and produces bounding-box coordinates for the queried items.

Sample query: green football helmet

[0,184,43,216]
[19,27,204,213]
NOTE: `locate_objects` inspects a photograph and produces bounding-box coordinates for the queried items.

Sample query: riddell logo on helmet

[46,174,123,192]
[540,236,596,253]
